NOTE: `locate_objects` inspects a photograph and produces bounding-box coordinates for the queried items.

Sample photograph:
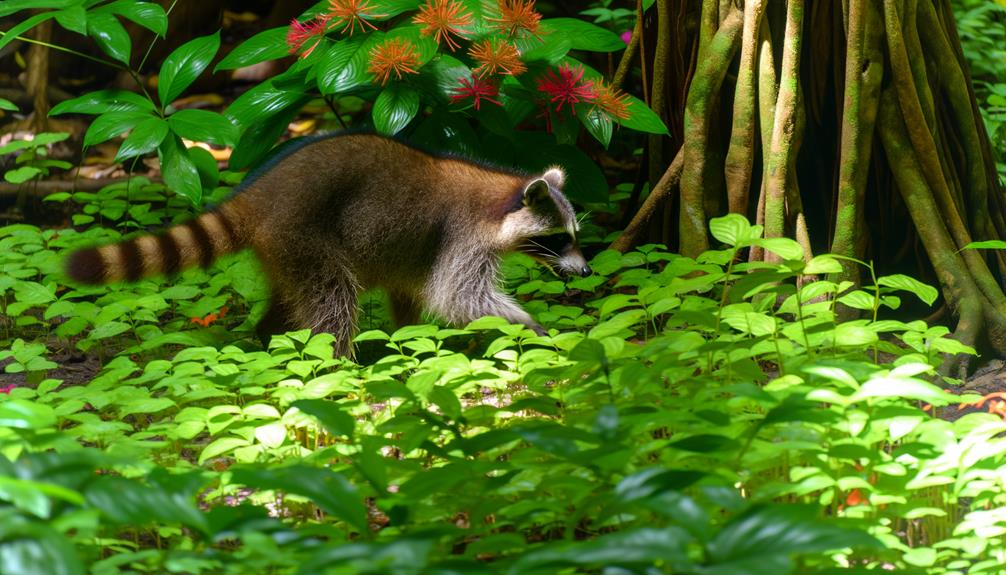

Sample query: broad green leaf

[0,400,56,429]
[83,110,152,147]
[86,12,131,65]
[962,240,1006,250]
[617,94,669,134]
[215,26,288,71]
[85,476,209,533]
[158,31,221,107]
[231,466,368,532]
[542,18,625,52]
[0,523,84,575]
[510,527,692,573]
[114,116,168,161]
[167,109,238,146]
[0,12,59,53]
[293,399,355,438]
[50,89,155,115]
[804,254,843,274]
[53,5,86,35]
[4,166,42,184]
[316,34,382,94]
[755,237,803,260]
[373,83,420,135]
[877,274,939,306]
[0,98,17,111]
[158,135,201,204]
[577,106,612,148]
[852,376,956,405]
[706,505,880,574]
[709,213,756,246]
[0,0,78,18]
[98,0,167,36]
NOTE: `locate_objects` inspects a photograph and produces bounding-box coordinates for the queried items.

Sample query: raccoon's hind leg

[288,265,361,358]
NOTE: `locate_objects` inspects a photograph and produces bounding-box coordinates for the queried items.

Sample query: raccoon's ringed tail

[65,208,243,284]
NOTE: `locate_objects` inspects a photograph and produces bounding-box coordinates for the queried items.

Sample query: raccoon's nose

[580,265,592,276]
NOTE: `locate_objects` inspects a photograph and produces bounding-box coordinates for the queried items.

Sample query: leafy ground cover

[4,182,1006,574]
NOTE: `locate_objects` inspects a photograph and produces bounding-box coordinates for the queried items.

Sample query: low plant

[4,192,1006,573]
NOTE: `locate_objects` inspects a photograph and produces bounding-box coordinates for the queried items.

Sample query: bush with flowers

[219,0,668,203]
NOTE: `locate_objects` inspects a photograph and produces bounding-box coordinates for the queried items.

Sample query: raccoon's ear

[523,178,550,207]
[542,166,566,188]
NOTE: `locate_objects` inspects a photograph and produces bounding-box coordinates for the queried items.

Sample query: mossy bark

[613,0,1006,367]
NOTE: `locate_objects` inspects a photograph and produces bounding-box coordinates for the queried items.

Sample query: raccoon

[65,133,592,356]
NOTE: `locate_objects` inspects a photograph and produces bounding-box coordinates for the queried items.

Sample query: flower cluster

[450,75,501,110]
[367,37,421,85]
[413,0,473,51]
[285,0,385,58]
[283,0,634,125]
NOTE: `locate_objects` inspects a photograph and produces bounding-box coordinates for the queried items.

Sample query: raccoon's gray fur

[65,133,591,356]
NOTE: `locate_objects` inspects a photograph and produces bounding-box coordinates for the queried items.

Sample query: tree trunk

[613,0,1006,373]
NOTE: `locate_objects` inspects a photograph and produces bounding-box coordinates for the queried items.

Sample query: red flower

[536,63,596,113]
[328,0,383,36]
[368,37,421,85]
[469,39,526,77]
[450,75,501,110]
[487,0,542,39]
[0,384,15,395]
[413,0,472,51]
[286,15,330,57]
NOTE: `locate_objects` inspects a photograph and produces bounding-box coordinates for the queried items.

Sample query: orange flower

[412,0,472,51]
[328,0,383,35]
[368,37,421,85]
[469,39,526,77]
[487,0,542,39]
[590,80,631,120]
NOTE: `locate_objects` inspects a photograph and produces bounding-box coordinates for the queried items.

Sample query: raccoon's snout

[578,265,592,276]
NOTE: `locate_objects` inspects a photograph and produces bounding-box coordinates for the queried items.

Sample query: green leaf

[85,476,209,534]
[0,400,56,429]
[82,110,152,147]
[510,527,692,573]
[617,94,669,134]
[114,116,168,161]
[706,505,880,574]
[0,12,59,53]
[159,31,221,107]
[317,35,382,94]
[158,135,201,204]
[86,12,131,65]
[292,399,356,438]
[231,466,368,532]
[877,274,939,306]
[53,5,87,35]
[4,166,42,184]
[852,376,956,405]
[754,237,804,260]
[577,106,612,148]
[167,109,238,146]
[0,0,78,18]
[98,0,167,36]
[50,89,155,115]
[541,18,625,52]
[0,523,84,575]
[0,98,17,111]
[228,98,307,169]
[373,84,420,135]
[188,145,220,190]
[215,26,288,71]
[710,213,757,247]
[803,254,843,274]
[962,240,1006,250]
